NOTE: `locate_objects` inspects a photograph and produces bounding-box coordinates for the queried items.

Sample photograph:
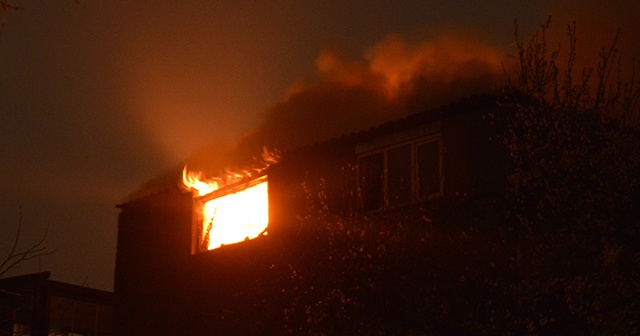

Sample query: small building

[114,95,509,334]
[0,272,113,336]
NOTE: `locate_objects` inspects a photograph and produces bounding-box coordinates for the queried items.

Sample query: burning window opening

[182,149,278,252]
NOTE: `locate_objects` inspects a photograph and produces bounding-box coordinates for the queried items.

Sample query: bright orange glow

[182,168,219,196]
[182,149,277,251]
[183,170,270,251]
[200,180,269,250]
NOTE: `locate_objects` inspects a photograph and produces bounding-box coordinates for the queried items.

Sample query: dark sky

[1,1,637,291]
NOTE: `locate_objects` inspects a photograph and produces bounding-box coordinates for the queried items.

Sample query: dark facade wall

[113,188,193,335]
[441,101,509,199]
[268,140,357,233]
[115,205,314,334]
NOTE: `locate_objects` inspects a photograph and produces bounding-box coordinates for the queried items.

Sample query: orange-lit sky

[1,1,637,291]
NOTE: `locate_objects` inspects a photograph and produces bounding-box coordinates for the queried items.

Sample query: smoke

[182,5,640,179]
[143,4,640,198]
[232,31,508,160]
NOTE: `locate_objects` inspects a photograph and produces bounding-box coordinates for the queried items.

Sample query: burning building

[114,95,509,335]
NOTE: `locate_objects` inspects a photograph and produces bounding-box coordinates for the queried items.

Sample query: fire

[182,169,220,196]
[199,178,268,250]
[182,149,278,251]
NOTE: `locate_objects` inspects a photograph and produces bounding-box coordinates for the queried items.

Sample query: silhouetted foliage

[498,17,640,334]
[278,178,514,335]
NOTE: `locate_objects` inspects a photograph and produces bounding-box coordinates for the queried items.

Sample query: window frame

[191,174,269,254]
[356,134,442,211]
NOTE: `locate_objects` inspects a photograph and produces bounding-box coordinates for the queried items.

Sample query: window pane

[387,145,412,206]
[417,141,441,198]
[359,152,384,211]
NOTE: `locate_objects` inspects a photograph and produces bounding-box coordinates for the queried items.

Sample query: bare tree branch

[0,206,56,278]
[0,0,22,37]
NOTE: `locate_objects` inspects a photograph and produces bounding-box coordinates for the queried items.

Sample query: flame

[182,149,278,251]
[200,179,268,250]
[182,168,220,196]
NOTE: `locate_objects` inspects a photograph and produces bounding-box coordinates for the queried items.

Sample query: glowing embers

[183,170,269,251]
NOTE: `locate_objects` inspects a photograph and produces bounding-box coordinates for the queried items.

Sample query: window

[358,136,441,211]
[359,152,384,212]
[193,175,269,253]
[387,145,412,206]
[48,295,113,336]
[417,140,441,199]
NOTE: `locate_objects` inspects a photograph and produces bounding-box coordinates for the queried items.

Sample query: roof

[118,94,500,205]
[286,94,498,155]
[0,271,113,305]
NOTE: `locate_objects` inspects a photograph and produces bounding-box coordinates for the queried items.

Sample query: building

[114,95,509,335]
[0,272,113,336]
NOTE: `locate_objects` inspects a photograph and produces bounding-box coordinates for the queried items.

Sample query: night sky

[1,1,637,291]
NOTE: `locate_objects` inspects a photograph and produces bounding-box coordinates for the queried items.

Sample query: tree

[0,0,21,37]
[500,17,640,334]
[1,207,55,278]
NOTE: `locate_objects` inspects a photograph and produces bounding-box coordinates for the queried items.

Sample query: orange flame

[182,149,278,251]
[199,178,269,250]
[182,169,220,196]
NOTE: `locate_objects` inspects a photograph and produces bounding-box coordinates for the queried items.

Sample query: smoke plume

[231,32,508,162]
[130,30,512,201]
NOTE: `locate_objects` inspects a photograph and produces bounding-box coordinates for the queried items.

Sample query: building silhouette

[114,95,508,335]
[0,272,113,336]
